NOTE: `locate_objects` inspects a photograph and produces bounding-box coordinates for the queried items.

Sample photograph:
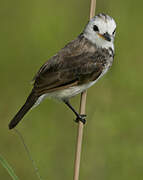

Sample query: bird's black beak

[103,32,111,42]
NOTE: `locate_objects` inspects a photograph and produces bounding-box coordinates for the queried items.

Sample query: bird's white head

[84,13,116,50]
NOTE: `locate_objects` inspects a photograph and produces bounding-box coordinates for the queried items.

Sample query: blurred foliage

[0,154,19,180]
[0,0,143,179]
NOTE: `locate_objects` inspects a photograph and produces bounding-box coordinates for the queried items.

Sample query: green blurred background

[1,0,143,179]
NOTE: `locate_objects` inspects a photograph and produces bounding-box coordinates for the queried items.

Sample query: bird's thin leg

[64,100,86,124]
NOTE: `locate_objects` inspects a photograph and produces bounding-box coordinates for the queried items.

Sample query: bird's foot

[75,114,87,124]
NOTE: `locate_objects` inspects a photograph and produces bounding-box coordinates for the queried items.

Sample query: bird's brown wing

[32,36,109,96]
[33,51,106,96]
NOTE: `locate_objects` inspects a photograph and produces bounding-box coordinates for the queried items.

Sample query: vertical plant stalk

[73,1,96,180]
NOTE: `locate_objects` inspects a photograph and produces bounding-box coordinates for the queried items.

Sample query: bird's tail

[9,91,38,129]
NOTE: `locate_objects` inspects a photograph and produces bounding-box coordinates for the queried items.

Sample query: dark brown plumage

[33,35,113,96]
[9,35,113,129]
[9,91,38,129]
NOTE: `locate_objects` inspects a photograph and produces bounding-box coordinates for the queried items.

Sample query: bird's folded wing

[33,51,104,96]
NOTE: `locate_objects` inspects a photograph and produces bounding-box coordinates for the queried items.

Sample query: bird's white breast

[48,80,96,100]
[34,81,96,107]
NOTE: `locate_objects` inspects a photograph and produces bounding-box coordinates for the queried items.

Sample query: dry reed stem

[73,1,96,180]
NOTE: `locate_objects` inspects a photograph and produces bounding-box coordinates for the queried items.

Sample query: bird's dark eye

[93,25,99,32]
[112,29,116,35]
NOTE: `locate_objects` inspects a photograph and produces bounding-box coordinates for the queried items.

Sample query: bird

[9,13,116,129]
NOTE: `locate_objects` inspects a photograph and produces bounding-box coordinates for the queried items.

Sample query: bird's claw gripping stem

[75,114,87,124]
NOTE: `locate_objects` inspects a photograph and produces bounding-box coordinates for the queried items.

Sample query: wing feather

[32,36,109,96]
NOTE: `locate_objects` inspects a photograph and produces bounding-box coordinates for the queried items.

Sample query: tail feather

[9,91,38,129]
